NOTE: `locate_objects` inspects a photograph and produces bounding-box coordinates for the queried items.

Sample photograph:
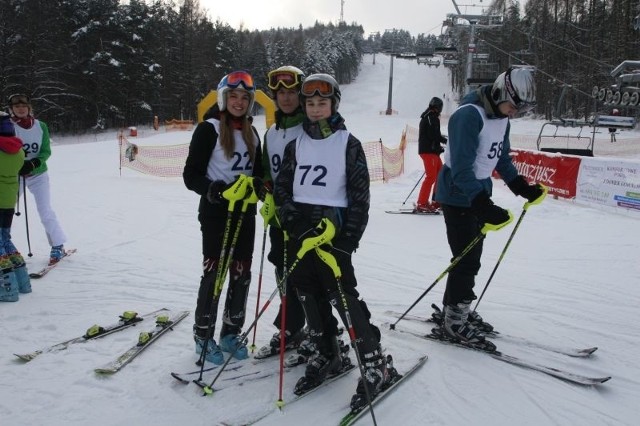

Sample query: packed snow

[2,55,639,426]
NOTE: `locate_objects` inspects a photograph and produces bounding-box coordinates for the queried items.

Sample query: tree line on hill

[1,0,637,134]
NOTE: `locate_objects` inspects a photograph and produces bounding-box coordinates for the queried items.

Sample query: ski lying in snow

[396,327,610,386]
[14,308,169,362]
[385,308,598,358]
[243,363,357,425]
[170,363,244,384]
[95,310,189,374]
[29,248,78,278]
[385,209,440,215]
[338,355,428,426]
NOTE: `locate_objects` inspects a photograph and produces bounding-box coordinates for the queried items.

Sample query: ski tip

[14,353,35,362]
[170,372,190,384]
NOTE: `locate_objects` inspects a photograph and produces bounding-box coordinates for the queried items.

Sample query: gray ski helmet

[300,73,341,113]
[491,67,536,113]
[429,97,443,111]
[217,70,256,113]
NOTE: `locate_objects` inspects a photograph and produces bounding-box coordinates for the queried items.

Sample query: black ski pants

[441,204,484,307]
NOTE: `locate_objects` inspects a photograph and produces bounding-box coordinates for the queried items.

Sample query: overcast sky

[201,0,491,37]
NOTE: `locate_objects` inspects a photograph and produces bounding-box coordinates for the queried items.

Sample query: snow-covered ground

[2,55,639,426]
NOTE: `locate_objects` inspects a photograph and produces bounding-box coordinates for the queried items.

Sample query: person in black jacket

[183,70,263,365]
[274,73,397,410]
[415,96,447,213]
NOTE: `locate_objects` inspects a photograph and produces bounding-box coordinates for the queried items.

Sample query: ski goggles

[9,94,30,106]
[267,69,302,90]
[504,70,536,113]
[300,80,334,98]
[225,71,255,90]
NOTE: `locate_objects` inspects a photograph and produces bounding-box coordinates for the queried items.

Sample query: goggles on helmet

[300,80,335,98]
[225,71,254,91]
[9,94,30,106]
[268,69,302,90]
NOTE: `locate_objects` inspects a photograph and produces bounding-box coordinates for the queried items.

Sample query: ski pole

[401,172,425,206]
[22,176,33,257]
[315,246,378,426]
[389,213,515,330]
[15,188,21,216]
[473,186,547,312]
[276,230,290,410]
[249,192,275,352]
[201,219,335,395]
[196,176,251,370]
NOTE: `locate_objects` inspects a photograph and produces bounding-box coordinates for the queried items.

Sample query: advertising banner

[577,158,640,211]
[509,149,582,199]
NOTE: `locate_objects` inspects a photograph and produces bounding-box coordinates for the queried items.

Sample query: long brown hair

[218,111,256,164]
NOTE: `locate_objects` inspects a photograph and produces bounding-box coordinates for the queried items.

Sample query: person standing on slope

[274,73,398,410]
[434,67,545,345]
[415,96,447,213]
[0,112,31,301]
[9,94,68,265]
[183,71,262,364]
[254,66,311,359]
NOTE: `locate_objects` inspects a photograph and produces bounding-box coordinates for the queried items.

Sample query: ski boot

[49,245,65,265]
[349,347,394,411]
[194,331,224,365]
[254,329,304,359]
[0,261,19,302]
[441,303,496,352]
[219,334,249,360]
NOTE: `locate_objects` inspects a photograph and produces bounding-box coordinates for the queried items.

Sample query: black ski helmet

[429,97,443,111]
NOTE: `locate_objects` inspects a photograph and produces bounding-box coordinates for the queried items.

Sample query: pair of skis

[14,308,188,375]
[387,310,611,386]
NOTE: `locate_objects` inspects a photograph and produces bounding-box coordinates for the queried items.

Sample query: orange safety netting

[118,131,408,182]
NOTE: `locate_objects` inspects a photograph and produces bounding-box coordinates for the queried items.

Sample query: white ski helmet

[491,67,536,113]
[300,73,341,113]
[217,70,255,113]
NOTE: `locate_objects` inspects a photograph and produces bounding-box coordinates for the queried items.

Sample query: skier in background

[9,94,68,265]
[0,112,30,302]
[415,96,447,213]
[609,108,620,143]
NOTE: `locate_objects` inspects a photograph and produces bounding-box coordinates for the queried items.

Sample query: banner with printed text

[509,149,581,198]
[576,158,640,211]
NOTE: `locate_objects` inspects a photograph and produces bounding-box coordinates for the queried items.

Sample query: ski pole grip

[524,184,548,210]
[296,218,336,258]
[315,246,341,278]
[259,193,276,227]
[480,210,514,234]
[222,174,249,210]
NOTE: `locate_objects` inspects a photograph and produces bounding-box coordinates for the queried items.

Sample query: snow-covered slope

[2,55,638,426]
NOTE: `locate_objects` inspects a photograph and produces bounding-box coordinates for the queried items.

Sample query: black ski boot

[294,335,342,395]
[349,347,392,411]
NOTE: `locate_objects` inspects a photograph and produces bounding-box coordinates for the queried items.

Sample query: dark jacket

[183,106,263,217]
[274,113,369,253]
[418,109,447,154]
[434,85,518,207]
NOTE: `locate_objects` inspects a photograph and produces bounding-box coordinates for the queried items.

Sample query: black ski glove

[19,158,41,176]
[206,180,228,204]
[288,218,320,241]
[471,191,510,227]
[507,175,545,203]
[251,177,272,202]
